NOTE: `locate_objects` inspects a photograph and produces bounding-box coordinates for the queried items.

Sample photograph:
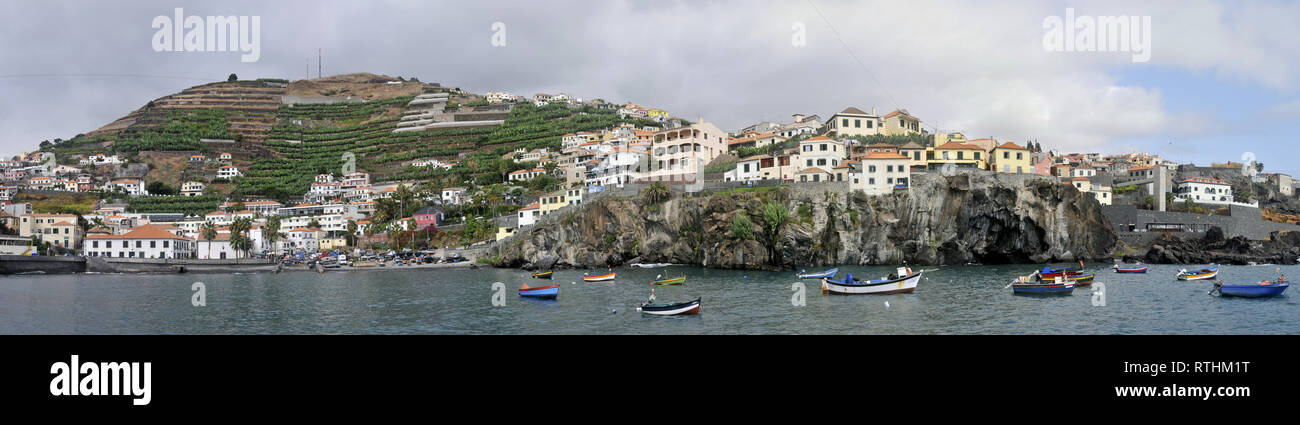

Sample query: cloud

[1,0,1297,162]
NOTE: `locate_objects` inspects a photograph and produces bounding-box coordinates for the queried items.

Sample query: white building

[181,181,206,197]
[441,187,468,206]
[1174,177,1234,205]
[796,136,847,170]
[217,165,242,178]
[109,178,148,196]
[852,152,911,195]
[84,224,195,259]
[517,203,540,228]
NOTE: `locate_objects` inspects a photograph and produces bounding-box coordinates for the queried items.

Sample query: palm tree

[264,215,282,258]
[640,181,671,204]
[761,201,789,266]
[345,219,358,247]
[200,221,217,259]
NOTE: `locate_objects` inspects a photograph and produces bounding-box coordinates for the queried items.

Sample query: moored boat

[652,275,686,285]
[583,271,616,282]
[821,267,922,295]
[1176,266,1219,281]
[519,282,560,299]
[1213,280,1290,298]
[638,297,701,316]
[1011,275,1075,295]
[1113,265,1148,274]
[530,270,553,279]
[797,268,838,279]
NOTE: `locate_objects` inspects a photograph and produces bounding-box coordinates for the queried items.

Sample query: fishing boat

[1213,280,1290,298]
[797,268,838,279]
[638,297,701,316]
[630,263,674,268]
[530,270,553,279]
[1030,266,1093,285]
[652,275,686,285]
[1176,266,1219,281]
[518,282,560,299]
[583,271,616,282]
[1113,265,1148,274]
[1010,275,1075,295]
[821,267,922,295]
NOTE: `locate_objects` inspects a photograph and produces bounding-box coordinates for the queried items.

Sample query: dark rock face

[491,173,1118,270]
[1129,227,1300,265]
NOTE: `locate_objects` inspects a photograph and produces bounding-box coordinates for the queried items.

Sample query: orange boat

[582,271,616,282]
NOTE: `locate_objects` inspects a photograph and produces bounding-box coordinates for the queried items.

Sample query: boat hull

[519,284,560,299]
[531,271,553,279]
[652,276,686,285]
[1217,282,1289,298]
[1114,267,1148,274]
[1012,283,1075,295]
[583,272,616,282]
[1177,269,1219,281]
[822,272,922,295]
[640,298,701,316]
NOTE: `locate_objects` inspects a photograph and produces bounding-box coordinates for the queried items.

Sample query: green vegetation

[1113,184,1140,194]
[729,213,755,240]
[109,109,235,153]
[844,133,933,147]
[761,201,790,265]
[127,195,221,216]
[640,181,672,205]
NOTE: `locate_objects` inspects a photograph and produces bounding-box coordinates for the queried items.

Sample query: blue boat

[797,268,838,279]
[1214,281,1289,298]
[519,283,560,299]
[1010,275,1074,295]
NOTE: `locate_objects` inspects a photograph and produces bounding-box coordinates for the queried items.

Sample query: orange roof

[87,224,190,240]
[936,142,983,150]
[862,152,909,160]
[804,136,834,142]
[520,202,540,210]
[798,168,829,174]
[995,142,1027,150]
[1181,177,1229,185]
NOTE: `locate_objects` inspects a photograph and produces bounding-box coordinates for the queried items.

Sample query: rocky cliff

[1127,227,1300,265]
[489,173,1118,270]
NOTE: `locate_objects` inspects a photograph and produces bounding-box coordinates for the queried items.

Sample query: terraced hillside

[234,101,657,200]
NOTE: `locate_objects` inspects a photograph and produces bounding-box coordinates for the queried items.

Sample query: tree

[146,181,176,196]
[345,219,358,247]
[641,181,671,204]
[761,201,789,265]
[200,221,217,259]
[729,213,754,240]
[228,217,252,258]
[228,73,238,82]
[306,218,321,230]
[265,215,282,256]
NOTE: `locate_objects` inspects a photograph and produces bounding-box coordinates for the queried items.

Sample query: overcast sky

[3,0,1299,175]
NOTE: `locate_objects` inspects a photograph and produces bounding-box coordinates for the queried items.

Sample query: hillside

[35,73,663,202]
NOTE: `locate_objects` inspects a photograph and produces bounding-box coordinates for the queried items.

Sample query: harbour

[2,263,1294,334]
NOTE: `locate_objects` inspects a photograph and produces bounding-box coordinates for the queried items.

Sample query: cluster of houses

[0,150,246,200]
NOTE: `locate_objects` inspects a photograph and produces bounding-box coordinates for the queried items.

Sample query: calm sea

[0,264,1295,334]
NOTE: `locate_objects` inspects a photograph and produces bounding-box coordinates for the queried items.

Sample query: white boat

[630,263,674,268]
[821,267,922,295]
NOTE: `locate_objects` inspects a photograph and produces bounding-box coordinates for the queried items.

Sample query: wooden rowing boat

[1176,266,1219,281]
[1113,265,1148,274]
[582,271,616,282]
[530,271,553,279]
[652,275,686,285]
[821,267,922,295]
[518,282,560,299]
[638,297,701,315]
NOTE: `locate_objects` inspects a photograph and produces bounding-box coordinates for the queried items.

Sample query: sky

[2,0,1298,175]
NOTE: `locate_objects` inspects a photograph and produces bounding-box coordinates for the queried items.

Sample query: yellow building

[925,142,986,171]
[496,226,516,241]
[990,142,1031,173]
[539,190,569,216]
[319,237,349,251]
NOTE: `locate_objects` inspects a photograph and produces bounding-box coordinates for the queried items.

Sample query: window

[854,119,860,128]
[842,119,849,127]
[869,166,877,173]
[869,178,875,184]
